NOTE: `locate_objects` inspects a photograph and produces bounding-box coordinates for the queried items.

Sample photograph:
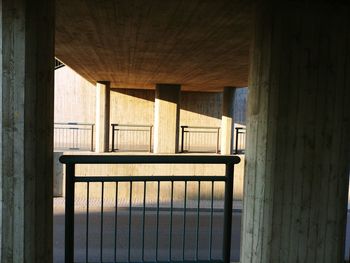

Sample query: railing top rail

[111,123,153,128]
[181,125,221,129]
[54,122,95,126]
[74,175,227,183]
[60,154,240,165]
[235,127,246,130]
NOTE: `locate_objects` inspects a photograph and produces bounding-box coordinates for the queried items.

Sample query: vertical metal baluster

[86,182,90,263]
[223,164,234,263]
[196,182,201,261]
[65,164,75,263]
[114,182,118,263]
[100,182,104,262]
[128,182,133,262]
[142,182,147,261]
[182,181,187,261]
[209,182,214,260]
[169,181,174,261]
[156,181,160,261]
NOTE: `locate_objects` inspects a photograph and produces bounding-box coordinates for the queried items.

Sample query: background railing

[54,122,94,151]
[111,124,153,152]
[60,154,240,263]
[55,58,65,70]
[180,126,221,153]
[234,127,246,154]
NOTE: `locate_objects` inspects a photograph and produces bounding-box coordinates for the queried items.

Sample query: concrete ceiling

[55,1,253,91]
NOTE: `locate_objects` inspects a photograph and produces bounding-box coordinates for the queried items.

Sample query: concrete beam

[221,87,236,155]
[95,81,110,152]
[154,84,181,154]
[0,0,55,262]
[241,2,350,263]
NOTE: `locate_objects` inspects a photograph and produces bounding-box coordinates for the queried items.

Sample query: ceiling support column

[221,87,236,155]
[241,2,350,262]
[95,81,111,153]
[153,84,181,154]
[0,0,55,262]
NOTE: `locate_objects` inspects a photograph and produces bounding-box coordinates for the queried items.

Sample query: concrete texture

[95,81,111,152]
[0,0,55,262]
[241,2,350,263]
[55,1,252,91]
[154,84,181,154]
[54,66,96,124]
[221,87,236,155]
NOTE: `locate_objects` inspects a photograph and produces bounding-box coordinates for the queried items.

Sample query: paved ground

[54,198,350,263]
[54,198,242,263]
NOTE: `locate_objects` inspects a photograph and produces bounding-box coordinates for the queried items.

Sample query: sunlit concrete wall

[55,66,96,123]
[54,67,232,129]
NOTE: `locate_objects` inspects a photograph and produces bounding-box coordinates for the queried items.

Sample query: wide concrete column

[95,81,111,152]
[241,2,350,263]
[221,87,236,155]
[0,0,54,262]
[154,84,181,154]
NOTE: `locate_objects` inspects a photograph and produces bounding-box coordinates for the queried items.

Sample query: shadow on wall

[110,88,247,124]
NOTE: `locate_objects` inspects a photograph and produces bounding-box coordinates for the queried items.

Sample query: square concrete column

[95,81,111,152]
[241,2,350,263]
[220,87,236,155]
[0,0,54,262]
[154,84,181,154]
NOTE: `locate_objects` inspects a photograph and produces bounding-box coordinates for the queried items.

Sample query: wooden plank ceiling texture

[55,1,252,91]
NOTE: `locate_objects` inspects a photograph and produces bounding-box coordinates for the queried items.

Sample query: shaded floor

[54,201,241,263]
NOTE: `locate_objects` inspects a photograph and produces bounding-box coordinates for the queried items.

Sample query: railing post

[223,162,234,263]
[91,124,94,152]
[180,126,186,153]
[65,163,75,263]
[149,126,153,153]
[111,124,115,152]
[234,127,239,154]
[216,127,220,154]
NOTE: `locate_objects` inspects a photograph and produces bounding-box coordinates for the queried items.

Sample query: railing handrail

[111,123,153,129]
[60,154,240,165]
[181,125,221,130]
[54,122,95,126]
[111,123,153,128]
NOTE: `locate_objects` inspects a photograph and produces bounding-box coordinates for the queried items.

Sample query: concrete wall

[54,66,247,128]
[55,66,96,123]
[54,67,247,152]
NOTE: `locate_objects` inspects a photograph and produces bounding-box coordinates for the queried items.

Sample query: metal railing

[60,154,240,263]
[111,124,153,152]
[180,126,221,153]
[54,122,94,151]
[234,127,246,154]
[55,58,65,70]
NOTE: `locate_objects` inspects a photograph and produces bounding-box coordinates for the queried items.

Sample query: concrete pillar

[0,0,54,262]
[95,81,110,152]
[241,2,350,263]
[221,87,236,155]
[154,84,181,154]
